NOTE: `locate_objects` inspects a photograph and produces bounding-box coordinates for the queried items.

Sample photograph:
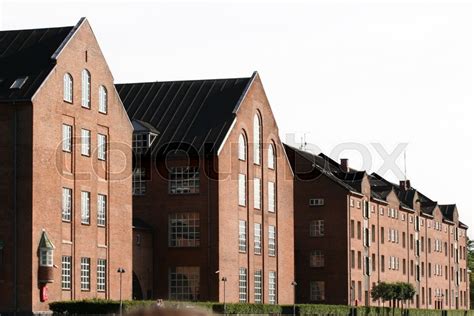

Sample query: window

[254,270,262,303]
[310,281,325,301]
[99,85,107,113]
[97,134,107,161]
[239,220,247,252]
[268,144,275,169]
[61,256,72,290]
[309,198,324,206]
[62,124,72,152]
[133,133,151,151]
[168,213,200,247]
[310,250,324,268]
[350,220,355,238]
[253,114,261,165]
[81,191,90,224]
[268,225,276,256]
[357,221,361,239]
[97,194,106,226]
[61,187,72,221]
[169,267,200,300]
[133,168,146,195]
[254,178,261,209]
[381,255,385,272]
[63,73,73,102]
[310,220,324,237]
[381,227,385,244]
[169,167,200,194]
[269,271,277,304]
[238,133,246,161]
[239,268,247,302]
[40,248,53,267]
[81,129,91,156]
[268,182,275,212]
[351,250,355,268]
[80,257,91,290]
[81,69,91,108]
[254,223,262,255]
[10,77,28,89]
[238,174,246,206]
[97,259,106,292]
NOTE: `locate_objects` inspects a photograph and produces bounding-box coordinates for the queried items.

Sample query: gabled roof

[0,23,77,102]
[116,75,253,155]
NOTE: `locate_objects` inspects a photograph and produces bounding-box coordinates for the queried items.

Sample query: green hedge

[49,299,156,314]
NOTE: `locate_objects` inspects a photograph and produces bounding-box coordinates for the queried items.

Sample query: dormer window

[132,120,159,154]
[10,77,28,89]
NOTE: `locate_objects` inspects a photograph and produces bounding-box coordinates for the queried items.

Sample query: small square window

[10,77,28,89]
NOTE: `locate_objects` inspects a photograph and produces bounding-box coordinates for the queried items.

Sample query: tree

[371,282,415,316]
[467,238,474,309]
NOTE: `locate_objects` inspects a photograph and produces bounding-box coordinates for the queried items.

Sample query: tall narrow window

[61,256,72,290]
[81,69,91,108]
[97,134,107,161]
[97,259,106,292]
[62,187,72,221]
[98,85,107,113]
[80,257,90,290]
[268,182,275,212]
[254,178,261,209]
[268,225,276,256]
[254,270,262,303]
[253,114,261,165]
[238,133,246,161]
[97,194,106,226]
[39,231,54,267]
[238,174,246,206]
[268,144,275,169]
[254,223,262,255]
[81,129,91,156]
[239,220,247,252]
[62,124,72,152]
[63,73,73,102]
[269,271,277,304]
[239,268,247,302]
[81,191,90,224]
[168,213,200,247]
[133,167,146,195]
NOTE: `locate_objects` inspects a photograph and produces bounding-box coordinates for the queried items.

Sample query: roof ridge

[116,76,252,86]
[0,25,74,33]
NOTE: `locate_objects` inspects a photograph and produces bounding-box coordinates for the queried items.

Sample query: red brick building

[0,18,133,314]
[284,145,469,310]
[116,72,295,304]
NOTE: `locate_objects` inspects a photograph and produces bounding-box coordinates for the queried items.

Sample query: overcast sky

[1,0,472,233]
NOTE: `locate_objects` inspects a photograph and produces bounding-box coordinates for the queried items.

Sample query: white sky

[1,0,473,233]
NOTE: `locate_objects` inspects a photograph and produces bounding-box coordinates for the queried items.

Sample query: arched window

[63,73,73,102]
[99,85,107,113]
[253,113,261,165]
[268,144,275,169]
[81,69,91,108]
[238,133,246,161]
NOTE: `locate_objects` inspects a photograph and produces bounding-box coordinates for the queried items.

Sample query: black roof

[0,25,74,102]
[116,76,253,155]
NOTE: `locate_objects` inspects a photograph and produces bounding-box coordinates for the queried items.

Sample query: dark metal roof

[439,204,456,221]
[116,77,252,155]
[0,25,74,102]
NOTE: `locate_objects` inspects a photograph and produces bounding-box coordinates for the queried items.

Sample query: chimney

[340,158,349,172]
[400,180,411,191]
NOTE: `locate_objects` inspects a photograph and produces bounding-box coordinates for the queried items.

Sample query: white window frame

[268,181,275,212]
[81,191,90,224]
[254,270,262,303]
[238,174,246,206]
[168,212,200,247]
[269,271,277,304]
[81,129,91,156]
[254,223,262,255]
[97,259,106,292]
[168,167,200,194]
[97,134,107,161]
[97,194,107,226]
[40,248,53,267]
[238,133,246,161]
[309,198,324,206]
[61,256,72,290]
[81,69,91,108]
[268,144,275,169]
[268,225,276,256]
[63,73,73,103]
[239,267,247,302]
[80,257,90,291]
[239,220,247,252]
[254,178,261,210]
[99,85,107,113]
[62,124,72,152]
[62,187,72,222]
[253,114,261,165]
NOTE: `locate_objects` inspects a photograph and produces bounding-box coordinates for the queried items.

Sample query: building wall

[132,228,154,300]
[217,74,295,304]
[29,20,132,312]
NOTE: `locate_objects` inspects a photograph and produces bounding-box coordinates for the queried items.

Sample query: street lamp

[291,281,297,316]
[117,268,126,316]
[221,277,228,315]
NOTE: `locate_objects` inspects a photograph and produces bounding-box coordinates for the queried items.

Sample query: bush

[49,299,156,314]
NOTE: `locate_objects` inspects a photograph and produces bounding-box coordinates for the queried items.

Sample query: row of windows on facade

[61,188,107,226]
[239,268,277,304]
[63,71,108,114]
[348,280,469,308]
[350,198,465,238]
[349,220,466,261]
[349,249,467,284]
[62,124,107,160]
[60,256,106,292]
[238,220,276,256]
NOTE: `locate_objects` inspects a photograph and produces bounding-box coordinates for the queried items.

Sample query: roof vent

[10,77,28,89]
[400,180,411,191]
[340,158,349,172]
